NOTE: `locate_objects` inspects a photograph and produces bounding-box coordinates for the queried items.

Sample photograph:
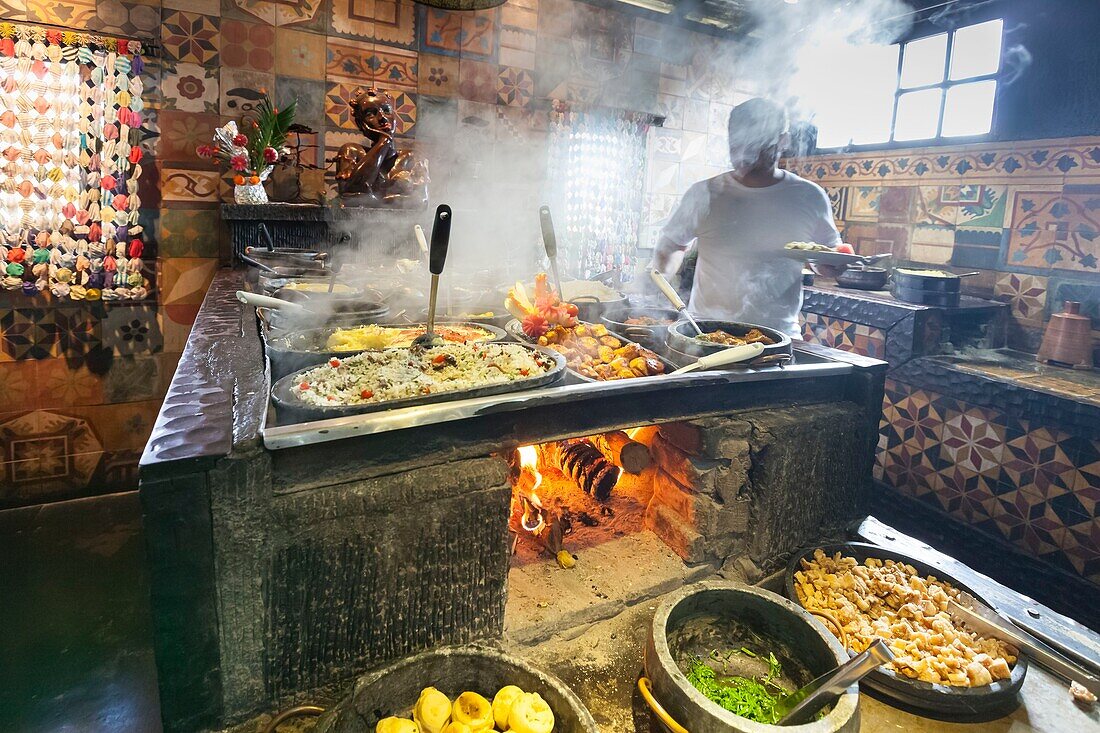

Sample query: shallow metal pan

[665,319,792,360]
[271,344,567,424]
[785,542,1027,722]
[504,319,674,384]
[265,321,508,380]
[599,307,681,350]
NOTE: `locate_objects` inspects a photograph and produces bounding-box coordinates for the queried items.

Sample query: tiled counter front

[879,356,1100,588]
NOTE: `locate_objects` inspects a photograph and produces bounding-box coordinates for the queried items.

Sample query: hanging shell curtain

[547,104,651,282]
[0,23,148,301]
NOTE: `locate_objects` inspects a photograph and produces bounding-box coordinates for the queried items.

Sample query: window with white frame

[815,19,1004,148]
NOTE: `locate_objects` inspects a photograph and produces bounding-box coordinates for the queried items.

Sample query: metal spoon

[649,269,703,336]
[411,204,452,349]
[539,205,565,301]
[774,638,893,725]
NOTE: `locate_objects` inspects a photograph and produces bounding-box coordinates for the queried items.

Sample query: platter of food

[599,307,681,350]
[271,341,566,422]
[785,543,1027,720]
[665,319,791,361]
[780,242,890,269]
[265,322,506,380]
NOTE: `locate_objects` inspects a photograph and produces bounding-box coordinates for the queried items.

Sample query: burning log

[591,430,651,474]
[540,440,619,501]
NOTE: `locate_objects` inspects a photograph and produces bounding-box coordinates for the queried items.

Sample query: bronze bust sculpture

[335,88,429,206]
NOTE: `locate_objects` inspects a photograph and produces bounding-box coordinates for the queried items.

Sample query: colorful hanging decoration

[0,22,148,301]
[546,100,651,282]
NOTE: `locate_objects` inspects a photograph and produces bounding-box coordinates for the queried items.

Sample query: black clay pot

[835,267,889,290]
[892,269,963,293]
[891,284,961,307]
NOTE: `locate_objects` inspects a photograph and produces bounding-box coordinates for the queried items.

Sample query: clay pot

[1037,301,1094,370]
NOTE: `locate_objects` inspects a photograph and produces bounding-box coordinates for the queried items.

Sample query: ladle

[774,638,893,725]
[669,343,764,374]
[650,269,704,336]
[539,205,565,301]
[236,290,310,315]
[411,204,452,348]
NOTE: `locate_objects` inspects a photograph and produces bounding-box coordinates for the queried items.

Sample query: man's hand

[811,242,853,279]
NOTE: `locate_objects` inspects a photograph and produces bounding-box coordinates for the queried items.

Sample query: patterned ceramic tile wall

[800,312,887,360]
[784,138,1100,359]
[878,378,1099,587]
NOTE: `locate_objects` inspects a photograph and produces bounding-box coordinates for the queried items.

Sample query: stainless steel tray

[270,343,567,423]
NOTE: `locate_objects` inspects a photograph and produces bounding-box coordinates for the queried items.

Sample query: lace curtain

[0,24,148,301]
[546,104,651,282]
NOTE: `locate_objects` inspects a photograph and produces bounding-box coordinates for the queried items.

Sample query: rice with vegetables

[294,343,556,406]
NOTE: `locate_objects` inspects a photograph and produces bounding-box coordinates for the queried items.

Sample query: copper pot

[1037,301,1094,370]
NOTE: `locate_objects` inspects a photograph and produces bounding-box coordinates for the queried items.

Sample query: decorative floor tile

[878,186,912,223]
[1001,426,1077,501]
[161,168,221,203]
[275,28,327,80]
[459,59,499,104]
[159,208,222,258]
[421,7,497,60]
[536,0,572,38]
[89,0,161,36]
[993,272,1048,324]
[162,10,221,66]
[881,387,944,452]
[52,308,102,365]
[910,224,956,265]
[881,442,938,500]
[654,94,684,131]
[0,362,34,411]
[276,77,326,129]
[333,0,417,47]
[826,186,849,222]
[912,185,959,226]
[847,186,881,222]
[1005,188,1100,272]
[940,406,1005,476]
[234,0,324,27]
[0,410,102,497]
[158,259,219,326]
[157,110,220,164]
[956,184,1008,227]
[951,226,1003,269]
[419,53,459,96]
[220,68,275,117]
[0,0,26,22]
[163,62,219,114]
[35,361,103,408]
[27,0,94,25]
[221,19,276,71]
[496,66,533,108]
[0,309,56,361]
[102,306,163,356]
[680,131,707,166]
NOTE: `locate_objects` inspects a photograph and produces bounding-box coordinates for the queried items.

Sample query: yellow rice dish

[283,281,355,293]
[325,324,494,352]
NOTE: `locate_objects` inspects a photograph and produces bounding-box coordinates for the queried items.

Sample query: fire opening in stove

[507,428,662,570]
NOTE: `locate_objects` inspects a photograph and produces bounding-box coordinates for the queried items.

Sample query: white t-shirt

[659,170,840,338]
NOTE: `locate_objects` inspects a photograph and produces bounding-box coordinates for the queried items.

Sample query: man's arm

[649,182,707,277]
[809,184,846,278]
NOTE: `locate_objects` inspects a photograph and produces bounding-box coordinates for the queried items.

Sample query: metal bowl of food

[835,267,889,291]
[265,321,507,380]
[666,319,792,360]
[600,307,681,350]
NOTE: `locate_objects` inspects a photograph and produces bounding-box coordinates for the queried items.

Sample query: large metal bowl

[600,307,682,351]
[785,543,1026,722]
[265,321,507,380]
[270,344,566,423]
[314,645,598,733]
[645,581,858,732]
[666,319,792,360]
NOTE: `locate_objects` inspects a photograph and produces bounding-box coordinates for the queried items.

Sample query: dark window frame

[814,19,1004,153]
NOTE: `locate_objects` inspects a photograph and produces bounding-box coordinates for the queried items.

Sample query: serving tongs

[649,269,703,336]
[774,638,894,725]
[948,591,1100,699]
[539,205,564,300]
[411,204,452,349]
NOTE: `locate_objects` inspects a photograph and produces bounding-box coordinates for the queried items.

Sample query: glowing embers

[508,429,657,570]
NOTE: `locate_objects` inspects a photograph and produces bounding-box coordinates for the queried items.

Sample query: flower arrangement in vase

[197,93,296,205]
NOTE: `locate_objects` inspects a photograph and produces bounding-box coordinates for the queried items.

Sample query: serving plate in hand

[784,542,1026,721]
[780,249,891,268]
[271,344,567,424]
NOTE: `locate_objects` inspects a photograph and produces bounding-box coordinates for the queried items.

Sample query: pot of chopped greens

[642,581,859,732]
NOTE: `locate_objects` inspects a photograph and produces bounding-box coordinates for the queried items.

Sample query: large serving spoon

[413,224,430,258]
[669,342,764,374]
[774,638,894,725]
[649,268,703,336]
[411,204,452,348]
[236,290,310,315]
[539,205,565,301]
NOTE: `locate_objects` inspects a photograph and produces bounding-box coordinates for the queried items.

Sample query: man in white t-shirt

[652,98,842,339]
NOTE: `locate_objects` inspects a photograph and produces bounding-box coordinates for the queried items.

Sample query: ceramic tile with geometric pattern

[332,0,417,46]
[955,184,1008,227]
[939,405,1006,476]
[1005,187,1100,272]
[162,62,219,114]
[221,19,276,72]
[233,0,325,29]
[420,6,497,60]
[0,410,102,502]
[220,67,275,118]
[27,0,95,26]
[275,28,328,80]
[162,10,221,66]
[993,272,1047,324]
[88,0,161,37]
[459,59,499,104]
[497,66,534,108]
[847,186,881,222]
[1001,425,1077,501]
